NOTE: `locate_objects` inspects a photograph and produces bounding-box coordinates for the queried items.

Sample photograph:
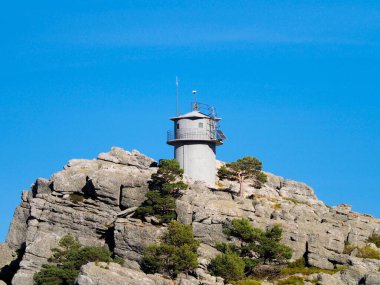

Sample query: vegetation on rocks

[34,234,123,285]
[69,193,84,203]
[218,156,267,197]
[281,257,347,275]
[4,147,380,285]
[356,245,380,259]
[135,159,188,223]
[344,242,380,259]
[230,279,262,285]
[141,221,199,278]
[209,218,292,281]
[209,252,246,282]
[276,276,304,285]
[367,233,380,248]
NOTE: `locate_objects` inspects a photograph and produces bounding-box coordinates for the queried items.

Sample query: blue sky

[1,1,379,241]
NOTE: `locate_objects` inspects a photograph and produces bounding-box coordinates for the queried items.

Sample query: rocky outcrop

[1,147,379,285]
[76,262,173,285]
[5,148,156,285]
[314,259,380,285]
[75,262,225,285]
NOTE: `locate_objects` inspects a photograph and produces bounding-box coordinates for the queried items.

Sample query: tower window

[198,122,204,128]
[177,123,180,129]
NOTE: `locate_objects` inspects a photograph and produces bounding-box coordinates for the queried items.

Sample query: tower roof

[170,110,221,121]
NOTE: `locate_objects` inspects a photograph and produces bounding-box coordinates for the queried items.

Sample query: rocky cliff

[1,147,379,285]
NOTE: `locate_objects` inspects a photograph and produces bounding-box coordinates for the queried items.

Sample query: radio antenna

[192,90,198,110]
[176,76,179,115]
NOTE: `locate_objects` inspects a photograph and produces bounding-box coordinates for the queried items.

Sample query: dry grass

[283,197,308,205]
[344,243,380,260]
[69,193,84,203]
[231,279,261,285]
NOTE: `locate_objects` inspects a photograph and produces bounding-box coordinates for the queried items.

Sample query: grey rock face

[97,147,155,169]
[114,218,166,262]
[76,262,224,285]
[76,262,173,285]
[6,148,157,285]
[6,193,30,250]
[0,243,16,270]
[0,243,17,282]
[1,147,380,285]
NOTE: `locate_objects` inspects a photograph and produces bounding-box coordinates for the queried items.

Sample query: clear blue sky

[1,1,379,241]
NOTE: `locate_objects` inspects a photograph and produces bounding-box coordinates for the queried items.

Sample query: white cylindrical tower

[167,109,225,185]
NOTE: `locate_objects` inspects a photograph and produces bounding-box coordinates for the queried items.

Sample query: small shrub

[343,242,356,255]
[209,253,245,282]
[135,159,187,223]
[69,193,84,203]
[210,219,292,281]
[215,181,225,189]
[34,234,120,285]
[367,233,380,248]
[34,264,78,285]
[251,264,281,279]
[215,242,241,255]
[141,221,199,278]
[231,279,262,285]
[223,218,264,242]
[357,245,380,260]
[277,276,304,285]
[287,257,306,268]
[135,191,177,223]
[273,203,281,210]
[281,265,347,276]
[113,255,125,265]
[343,243,380,260]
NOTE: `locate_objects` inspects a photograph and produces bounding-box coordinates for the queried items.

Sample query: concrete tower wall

[174,142,216,185]
[175,117,214,132]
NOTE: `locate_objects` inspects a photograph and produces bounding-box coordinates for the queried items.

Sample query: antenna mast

[192,90,198,110]
[176,76,179,115]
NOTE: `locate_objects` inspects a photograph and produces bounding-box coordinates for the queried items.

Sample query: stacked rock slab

[5,148,155,285]
[0,147,379,285]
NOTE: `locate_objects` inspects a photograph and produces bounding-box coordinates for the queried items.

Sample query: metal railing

[167,128,220,142]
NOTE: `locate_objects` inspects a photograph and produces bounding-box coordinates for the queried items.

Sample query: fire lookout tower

[167,94,226,185]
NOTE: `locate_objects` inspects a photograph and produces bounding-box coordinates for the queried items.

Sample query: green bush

[225,219,292,263]
[209,253,245,282]
[34,234,122,285]
[367,233,380,248]
[34,264,79,285]
[135,159,188,223]
[210,219,292,281]
[134,191,177,223]
[141,221,199,278]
